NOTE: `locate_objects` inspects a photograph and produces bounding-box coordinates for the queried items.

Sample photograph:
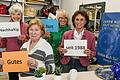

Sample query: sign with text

[2,51,29,72]
[64,40,87,56]
[96,12,120,65]
[41,19,58,32]
[0,22,20,37]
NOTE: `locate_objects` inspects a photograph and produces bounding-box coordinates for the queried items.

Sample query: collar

[74,28,84,36]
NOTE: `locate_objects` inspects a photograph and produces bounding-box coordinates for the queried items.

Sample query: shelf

[1,0,60,22]
[24,1,47,5]
[0,14,10,17]
[53,4,59,6]
[24,16,46,19]
[2,0,23,2]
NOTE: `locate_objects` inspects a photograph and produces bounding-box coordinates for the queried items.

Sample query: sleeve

[0,38,7,48]
[45,44,55,74]
[23,23,29,41]
[20,43,27,51]
[20,22,29,43]
[58,33,65,54]
[90,35,96,57]
[48,33,53,46]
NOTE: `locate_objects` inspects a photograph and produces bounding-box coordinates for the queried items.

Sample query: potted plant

[34,67,46,80]
[54,67,61,80]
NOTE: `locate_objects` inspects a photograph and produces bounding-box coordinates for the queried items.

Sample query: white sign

[64,40,87,56]
[0,22,21,37]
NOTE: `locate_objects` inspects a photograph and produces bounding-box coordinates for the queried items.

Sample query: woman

[0,3,28,80]
[58,10,96,73]
[20,18,55,75]
[49,9,70,67]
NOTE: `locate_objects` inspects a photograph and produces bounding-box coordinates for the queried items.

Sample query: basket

[24,5,37,17]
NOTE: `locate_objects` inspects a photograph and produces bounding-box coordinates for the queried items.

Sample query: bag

[95,66,115,80]
[24,4,37,17]
[45,0,52,4]
[0,4,7,14]
[40,6,49,17]
[49,5,59,15]
[6,0,13,15]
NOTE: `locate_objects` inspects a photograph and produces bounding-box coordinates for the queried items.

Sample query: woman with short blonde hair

[56,9,69,20]
[49,9,70,67]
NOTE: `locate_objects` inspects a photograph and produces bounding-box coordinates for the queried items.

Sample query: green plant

[54,67,61,75]
[34,67,46,77]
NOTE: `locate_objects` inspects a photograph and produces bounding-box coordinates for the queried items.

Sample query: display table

[19,71,102,80]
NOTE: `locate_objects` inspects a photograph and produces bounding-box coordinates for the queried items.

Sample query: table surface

[19,71,102,80]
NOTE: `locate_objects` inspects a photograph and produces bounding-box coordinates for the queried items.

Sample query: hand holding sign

[28,57,38,69]
[18,35,26,41]
[84,49,92,59]
[59,48,67,55]
[0,58,4,65]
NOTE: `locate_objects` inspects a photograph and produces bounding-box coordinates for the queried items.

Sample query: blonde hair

[27,18,46,37]
[9,3,23,14]
[56,9,69,19]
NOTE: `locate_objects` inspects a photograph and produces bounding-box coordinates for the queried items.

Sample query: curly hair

[27,18,46,37]
[9,3,23,14]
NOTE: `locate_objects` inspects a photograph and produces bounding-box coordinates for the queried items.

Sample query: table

[19,71,102,80]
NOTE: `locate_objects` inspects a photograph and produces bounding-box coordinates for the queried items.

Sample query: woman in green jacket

[49,9,71,67]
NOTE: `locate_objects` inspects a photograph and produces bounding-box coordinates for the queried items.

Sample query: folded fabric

[95,67,115,80]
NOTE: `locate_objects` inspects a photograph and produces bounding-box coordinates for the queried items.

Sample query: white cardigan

[21,38,55,74]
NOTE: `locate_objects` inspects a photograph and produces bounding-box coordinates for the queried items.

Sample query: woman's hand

[58,48,67,55]
[28,57,38,69]
[18,35,26,41]
[0,58,4,65]
[0,36,2,40]
[84,49,92,59]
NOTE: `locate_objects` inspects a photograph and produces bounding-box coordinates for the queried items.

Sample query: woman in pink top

[0,3,28,80]
[58,10,96,73]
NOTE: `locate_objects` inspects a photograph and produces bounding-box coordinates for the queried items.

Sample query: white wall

[61,0,120,27]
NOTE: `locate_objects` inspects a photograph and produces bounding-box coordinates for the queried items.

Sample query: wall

[61,0,120,27]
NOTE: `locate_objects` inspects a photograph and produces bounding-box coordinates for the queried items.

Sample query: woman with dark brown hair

[58,10,96,73]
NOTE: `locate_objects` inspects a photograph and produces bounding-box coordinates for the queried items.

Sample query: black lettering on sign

[7,59,22,64]
[0,28,18,32]
[66,46,73,49]
[75,46,85,50]
[46,25,53,28]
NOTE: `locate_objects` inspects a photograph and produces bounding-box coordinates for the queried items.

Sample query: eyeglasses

[59,17,67,20]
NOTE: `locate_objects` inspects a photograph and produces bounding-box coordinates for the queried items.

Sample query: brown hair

[72,10,89,28]
[27,18,46,37]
